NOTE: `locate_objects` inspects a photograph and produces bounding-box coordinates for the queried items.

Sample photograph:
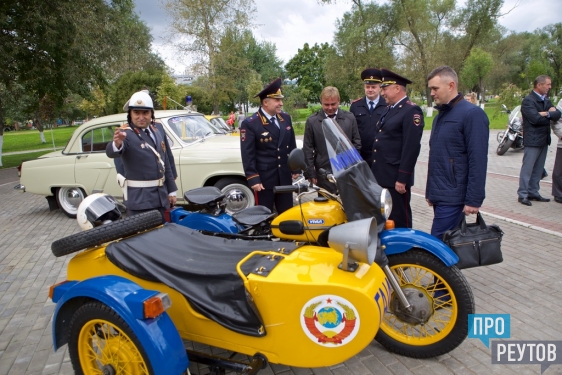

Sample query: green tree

[285,43,333,103]
[165,0,257,114]
[460,48,494,98]
[110,70,165,112]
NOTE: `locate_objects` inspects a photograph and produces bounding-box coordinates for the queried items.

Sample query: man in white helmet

[106,90,177,221]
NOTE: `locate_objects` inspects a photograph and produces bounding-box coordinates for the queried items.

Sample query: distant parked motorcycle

[496,104,524,155]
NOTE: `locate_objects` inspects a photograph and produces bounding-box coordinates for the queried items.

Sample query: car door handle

[76,155,88,159]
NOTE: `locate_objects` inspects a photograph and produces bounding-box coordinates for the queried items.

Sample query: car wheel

[51,210,162,257]
[57,187,86,218]
[214,178,255,214]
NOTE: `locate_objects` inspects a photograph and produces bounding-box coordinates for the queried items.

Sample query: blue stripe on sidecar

[380,228,459,267]
[170,208,240,233]
[51,275,188,375]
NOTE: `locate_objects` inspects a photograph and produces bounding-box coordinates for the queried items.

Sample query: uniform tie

[270,116,279,128]
[144,128,155,144]
[369,101,374,114]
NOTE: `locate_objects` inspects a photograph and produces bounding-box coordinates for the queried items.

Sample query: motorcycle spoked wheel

[496,137,513,155]
[375,249,475,358]
[68,301,153,375]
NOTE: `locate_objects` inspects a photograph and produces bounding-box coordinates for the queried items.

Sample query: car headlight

[380,188,392,220]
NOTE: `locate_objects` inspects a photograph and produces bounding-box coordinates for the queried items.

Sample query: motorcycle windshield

[508,105,521,124]
[322,118,386,227]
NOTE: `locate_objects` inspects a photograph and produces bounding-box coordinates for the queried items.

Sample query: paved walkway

[0,130,561,375]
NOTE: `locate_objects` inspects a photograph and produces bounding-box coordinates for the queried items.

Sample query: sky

[134,0,562,75]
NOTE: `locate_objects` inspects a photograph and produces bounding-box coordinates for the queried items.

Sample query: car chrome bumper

[13,184,25,193]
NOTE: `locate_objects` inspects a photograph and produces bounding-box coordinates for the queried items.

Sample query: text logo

[329,149,362,172]
[491,340,562,373]
[308,219,324,225]
[468,314,510,347]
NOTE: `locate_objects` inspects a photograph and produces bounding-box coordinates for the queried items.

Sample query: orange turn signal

[143,293,171,319]
[48,280,69,300]
[385,220,395,230]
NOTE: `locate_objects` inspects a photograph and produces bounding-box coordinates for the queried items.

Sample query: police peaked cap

[380,69,413,87]
[361,68,382,84]
[254,78,284,100]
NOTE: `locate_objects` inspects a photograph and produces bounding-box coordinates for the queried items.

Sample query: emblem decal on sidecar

[301,295,360,346]
[308,219,324,225]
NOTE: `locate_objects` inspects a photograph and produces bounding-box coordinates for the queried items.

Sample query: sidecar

[49,211,390,374]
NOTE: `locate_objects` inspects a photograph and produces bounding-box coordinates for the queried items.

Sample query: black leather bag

[442,213,504,269]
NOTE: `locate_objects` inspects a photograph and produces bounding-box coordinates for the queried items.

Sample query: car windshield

[213,117,230,132]
[166,115,222,144]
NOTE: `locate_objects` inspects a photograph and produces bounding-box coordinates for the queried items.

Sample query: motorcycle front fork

[382,265,412,310]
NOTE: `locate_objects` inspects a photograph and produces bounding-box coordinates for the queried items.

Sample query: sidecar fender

[380,228,459,267]
[169,207,240,233]
[51,275,188,375]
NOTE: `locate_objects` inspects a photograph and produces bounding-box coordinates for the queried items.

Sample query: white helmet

[76,193,125,230]
[123,90,153,111]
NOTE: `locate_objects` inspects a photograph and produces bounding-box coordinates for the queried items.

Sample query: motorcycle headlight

[380,188,392,220]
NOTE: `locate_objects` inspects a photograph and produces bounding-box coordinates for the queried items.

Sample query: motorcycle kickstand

[382,265,412,311]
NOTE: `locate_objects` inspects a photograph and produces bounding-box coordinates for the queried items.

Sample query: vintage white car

[16,110,256,217]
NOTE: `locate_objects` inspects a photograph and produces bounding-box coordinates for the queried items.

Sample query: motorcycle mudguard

[170,208,240,233]
[508,131,516,141]
[51,275,188,375]
[380,228,459,267]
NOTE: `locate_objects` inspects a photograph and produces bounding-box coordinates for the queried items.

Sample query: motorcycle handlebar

[273,183,309,194]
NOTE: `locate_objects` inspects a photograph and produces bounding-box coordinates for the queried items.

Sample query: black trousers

[387,187,412,228]
[256,189,293,215]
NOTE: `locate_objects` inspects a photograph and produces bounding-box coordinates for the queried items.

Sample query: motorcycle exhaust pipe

[382,265,412,310]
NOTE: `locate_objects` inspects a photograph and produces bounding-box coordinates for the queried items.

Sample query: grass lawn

[2,127,75,153]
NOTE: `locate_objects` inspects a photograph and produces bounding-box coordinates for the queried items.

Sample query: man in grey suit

[517,75,561,206]
[303,86,361,193]
[106,90,177,221]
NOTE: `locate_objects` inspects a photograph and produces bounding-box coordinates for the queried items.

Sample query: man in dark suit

[106,90,177,221]
[350,68,387,167]
[303,86,361,193]
[372,69,424,228]
[517,75,561,206]
[239,78,298,214]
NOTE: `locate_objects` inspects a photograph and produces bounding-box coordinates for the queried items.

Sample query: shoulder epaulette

[351,97,362,104]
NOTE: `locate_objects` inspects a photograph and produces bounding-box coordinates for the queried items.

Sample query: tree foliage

[460,47,494,96]
[285,43,333,103]
[165,0,257,113]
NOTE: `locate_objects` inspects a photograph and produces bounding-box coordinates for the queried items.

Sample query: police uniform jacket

[303,109,361,179]
[371,97,424,187]
[240,110,297,189]
[350,96,387,166]
[106,122,177,210]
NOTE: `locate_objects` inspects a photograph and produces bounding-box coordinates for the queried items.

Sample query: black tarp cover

[105,223,297,336]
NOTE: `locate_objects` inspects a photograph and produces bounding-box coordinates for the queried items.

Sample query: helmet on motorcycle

[123,90,153,111]
[76,193,126,230]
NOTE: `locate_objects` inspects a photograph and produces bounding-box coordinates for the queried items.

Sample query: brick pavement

[0,130,561,374]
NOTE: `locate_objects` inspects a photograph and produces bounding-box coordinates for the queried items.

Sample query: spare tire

[51,210,163,257]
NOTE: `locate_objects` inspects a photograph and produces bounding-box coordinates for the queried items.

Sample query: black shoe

[542,170,548,179]
[518,198,532,206]
[555,197,562,204]
[528,195,550,202]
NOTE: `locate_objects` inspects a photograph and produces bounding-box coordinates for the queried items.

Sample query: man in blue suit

[106,90,177,221]
[239,78,298,214]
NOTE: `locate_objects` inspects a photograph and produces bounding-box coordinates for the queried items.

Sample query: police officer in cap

[106,90,177,221]
[372,69,424,228]
[350,68,387,167]
[239,78,298,214]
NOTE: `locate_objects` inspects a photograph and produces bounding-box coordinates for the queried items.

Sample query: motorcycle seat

[232,205,274,226]
[184,186,225,205]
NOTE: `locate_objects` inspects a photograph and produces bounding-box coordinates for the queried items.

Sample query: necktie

[271,116,279,128]
[369,101,374,113]
[379,106,391,124]
[144,129,155,144]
